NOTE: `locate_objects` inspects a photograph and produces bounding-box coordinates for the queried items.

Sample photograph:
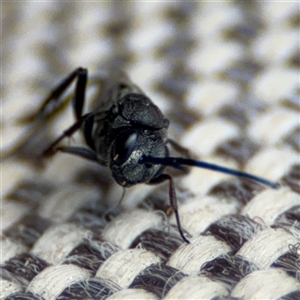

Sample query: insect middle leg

[167,139,193,160]
[43,113,93,156]
[148,174,190,243]
[42,112,105,164]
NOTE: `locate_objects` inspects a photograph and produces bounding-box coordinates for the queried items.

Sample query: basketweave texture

[1,2,300,300]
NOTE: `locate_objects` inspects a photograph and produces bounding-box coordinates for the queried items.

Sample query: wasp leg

[82,112,95,150]
[148,174,190,244]
[167,139,193,159]
[73,68,87,121]
[71,68,97,150]
[43,113,93,157]
[166,139,191,174]
[55,146,105,164]
[4,68,89,161]
[19,67,87,124]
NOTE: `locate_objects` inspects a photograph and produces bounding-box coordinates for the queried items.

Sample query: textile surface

[1,2,300,299]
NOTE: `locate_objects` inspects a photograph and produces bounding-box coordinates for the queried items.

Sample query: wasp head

[110,127,168,187]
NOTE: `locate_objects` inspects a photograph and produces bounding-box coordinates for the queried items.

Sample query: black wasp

[24,67,277,243]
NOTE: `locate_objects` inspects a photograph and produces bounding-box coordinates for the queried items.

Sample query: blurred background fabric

[1,2,300,299]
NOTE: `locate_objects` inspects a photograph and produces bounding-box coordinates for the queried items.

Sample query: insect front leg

[3,68,88,160]
[148,174,190,244]
[166,139,191,174]
[19,67,87,124]
[72,68,87,122]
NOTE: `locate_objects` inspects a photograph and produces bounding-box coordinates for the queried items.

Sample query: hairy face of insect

[110,128,168,187]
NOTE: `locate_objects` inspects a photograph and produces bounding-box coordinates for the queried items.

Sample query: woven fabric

[1,2,299,299]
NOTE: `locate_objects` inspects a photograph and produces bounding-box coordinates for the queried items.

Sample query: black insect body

[27,67,277,243]
[96,93,170,188]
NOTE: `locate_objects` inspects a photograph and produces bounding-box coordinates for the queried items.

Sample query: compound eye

[113,129,138,165]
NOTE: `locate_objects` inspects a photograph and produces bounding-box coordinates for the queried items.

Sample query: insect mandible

[24,67,278,243]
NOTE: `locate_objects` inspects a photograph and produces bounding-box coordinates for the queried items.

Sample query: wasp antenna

[141,156,278,189]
